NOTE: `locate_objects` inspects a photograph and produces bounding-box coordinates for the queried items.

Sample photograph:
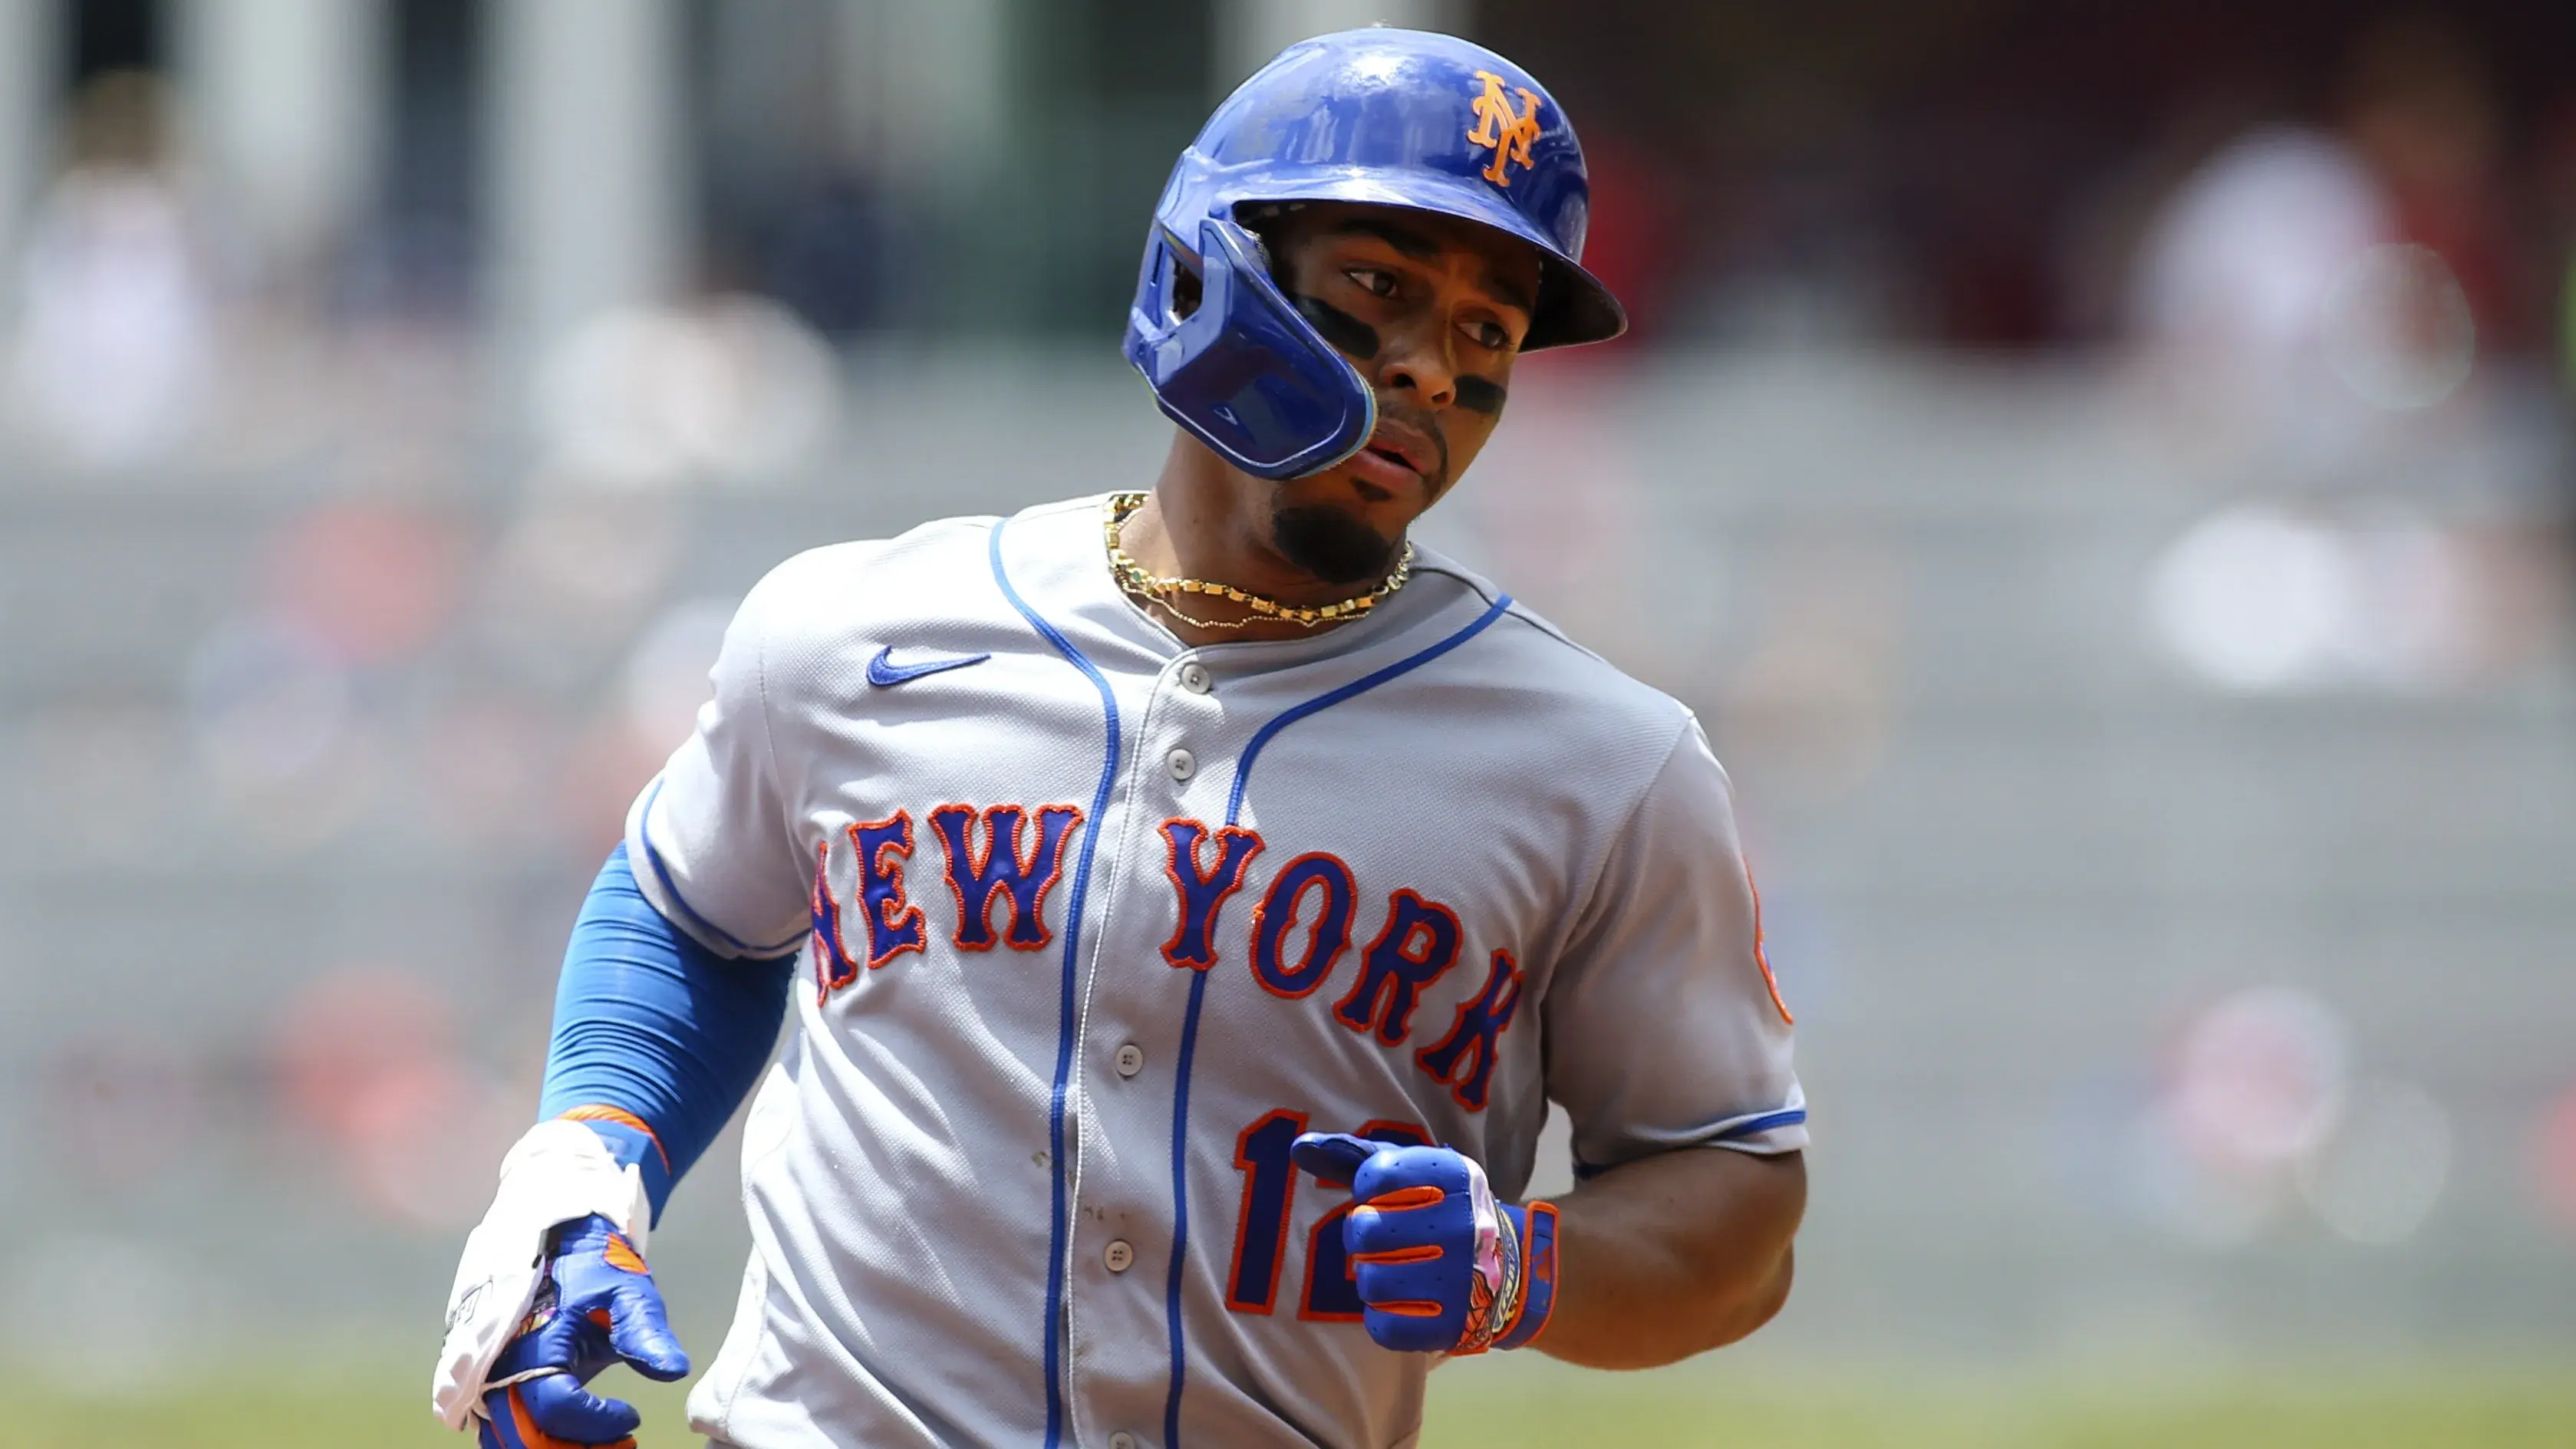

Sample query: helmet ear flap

[1123,217,1375,481]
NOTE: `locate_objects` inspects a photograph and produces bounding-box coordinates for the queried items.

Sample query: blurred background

[2,0,2573,1442]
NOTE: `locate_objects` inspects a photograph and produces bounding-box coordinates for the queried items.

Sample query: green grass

[1426,1361,2576,1447]
[8,1361,2572,1447]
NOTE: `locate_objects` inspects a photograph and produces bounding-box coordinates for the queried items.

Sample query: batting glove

[435,1120,663,1435]
[476,1214,689,1448]
[1291,1132,1558,1355]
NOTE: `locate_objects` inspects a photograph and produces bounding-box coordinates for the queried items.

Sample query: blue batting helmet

[1124,28,1627,480]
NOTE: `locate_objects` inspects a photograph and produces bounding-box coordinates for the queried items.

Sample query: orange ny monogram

[1464,70,1542,186]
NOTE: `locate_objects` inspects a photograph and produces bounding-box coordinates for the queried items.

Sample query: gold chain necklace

[1103,492,1413,631]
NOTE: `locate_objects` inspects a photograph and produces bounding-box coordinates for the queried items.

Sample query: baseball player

[435,28,1804,1449]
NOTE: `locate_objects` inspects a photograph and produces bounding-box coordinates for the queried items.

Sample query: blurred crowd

[11,8,2576,356]
[1501,4,2576,360]
[8,5,2576,459]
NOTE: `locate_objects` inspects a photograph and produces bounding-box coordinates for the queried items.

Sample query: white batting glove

[432,1121,655,1431]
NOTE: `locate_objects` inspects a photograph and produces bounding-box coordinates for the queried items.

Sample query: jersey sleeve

[1544,713,1806,1175]
[622,561,816,960]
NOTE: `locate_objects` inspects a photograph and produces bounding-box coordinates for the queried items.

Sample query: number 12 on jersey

[1225,1109,1433,1319]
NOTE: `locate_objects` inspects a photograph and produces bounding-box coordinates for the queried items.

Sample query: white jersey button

[1166,748,1196,781]
[1108,1434,1138,1449]
[1104,1240,1135,1273]
[1114,1042,1145,1077]
[1178,661,1212,693]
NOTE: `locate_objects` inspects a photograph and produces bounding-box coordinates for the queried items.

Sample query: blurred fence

[2,342,2570,1375]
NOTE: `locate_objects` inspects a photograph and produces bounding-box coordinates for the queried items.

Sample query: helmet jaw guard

[1125,216,1377,481]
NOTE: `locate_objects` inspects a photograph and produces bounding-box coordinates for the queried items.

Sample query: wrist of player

[1488,1200,1558,1351]
[1290,1133,1560,1355]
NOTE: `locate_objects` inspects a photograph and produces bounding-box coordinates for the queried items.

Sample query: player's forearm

[537,845,797,1218]
[1528,1147,1805,1369]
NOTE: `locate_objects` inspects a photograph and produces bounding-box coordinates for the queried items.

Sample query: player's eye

[1345,268,1398,299]
[1461,319,1513,351]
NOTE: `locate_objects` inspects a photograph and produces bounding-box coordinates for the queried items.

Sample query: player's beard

[1270,502,1398,586]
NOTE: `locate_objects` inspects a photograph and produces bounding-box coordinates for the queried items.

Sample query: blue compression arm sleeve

[538,844,797,1219]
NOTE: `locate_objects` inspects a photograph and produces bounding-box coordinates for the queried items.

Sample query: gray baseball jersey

[625,493,1804,1449]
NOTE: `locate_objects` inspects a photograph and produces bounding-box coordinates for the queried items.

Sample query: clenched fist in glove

[1292,1132,1558,1355]
[476,1215,690,1448]
[434,1120,689,1447]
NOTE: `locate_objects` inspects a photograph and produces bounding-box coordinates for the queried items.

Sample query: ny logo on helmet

[1465,71,1543,187]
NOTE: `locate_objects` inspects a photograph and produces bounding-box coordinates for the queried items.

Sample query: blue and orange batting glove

[476,1214,690,1449]
[1291,1132,1557,1355]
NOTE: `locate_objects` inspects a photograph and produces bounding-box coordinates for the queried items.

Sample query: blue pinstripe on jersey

[1162,591,1513,1449]
[988,518,1126,1449]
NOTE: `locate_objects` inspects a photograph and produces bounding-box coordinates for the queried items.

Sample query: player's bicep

[624,569,812,959]
[1543,718,1805,1177]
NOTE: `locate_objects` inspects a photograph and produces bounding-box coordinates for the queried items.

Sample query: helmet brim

[1221,166,1629,351]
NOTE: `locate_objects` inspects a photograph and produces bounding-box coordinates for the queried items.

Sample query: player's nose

[1376,328,1458,411]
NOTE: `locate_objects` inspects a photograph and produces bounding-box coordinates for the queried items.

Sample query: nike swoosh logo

[866,646,991,688]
